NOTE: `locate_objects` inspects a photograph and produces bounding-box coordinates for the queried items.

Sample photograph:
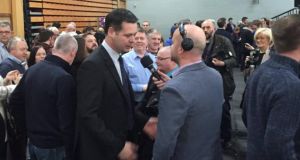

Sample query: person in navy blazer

[153,24,224,160]
[75,9,139,160]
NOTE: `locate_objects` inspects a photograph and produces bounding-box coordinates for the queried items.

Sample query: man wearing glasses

[0,22,12,63]
[135,46,178,160]
[155,47,178,77]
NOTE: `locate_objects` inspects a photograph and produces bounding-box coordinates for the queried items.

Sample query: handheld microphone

[140,55,162,81]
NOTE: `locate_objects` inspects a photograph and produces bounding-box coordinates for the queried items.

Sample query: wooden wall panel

[31,16,44,22]
[0,0,11,14]
[44,22,98,28]
[43,0,114,8]
[43,9,108,17]
[43,16,99,22]
[29,2,42,8]
[42,3,112,12]
[29,0,126,34]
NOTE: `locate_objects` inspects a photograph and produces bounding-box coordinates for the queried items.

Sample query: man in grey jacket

[153,24,224,160]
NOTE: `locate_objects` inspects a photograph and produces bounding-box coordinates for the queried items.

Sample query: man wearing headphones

[201,19,236,149]
[153,24,223,160]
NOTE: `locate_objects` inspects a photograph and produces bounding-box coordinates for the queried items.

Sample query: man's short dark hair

[52,22,61,29]
[178,19,192,25]
[82,32,94,40]
[252,19,262,27]
[137,27,147,35]
[195,20,204,28]
[217,17,227,28]
[272,15,300,53]
[83,26,95,34]
[104,8,138,34]
[228,17,233,21]
[94,31,105,45]
[38,29,54,43]
[242,17,248,22]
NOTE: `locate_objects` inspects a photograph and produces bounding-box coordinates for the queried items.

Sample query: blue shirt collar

[133,49,151,59]
[166,65,179,77]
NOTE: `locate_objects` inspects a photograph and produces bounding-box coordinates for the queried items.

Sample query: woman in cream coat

[0,70,19,159]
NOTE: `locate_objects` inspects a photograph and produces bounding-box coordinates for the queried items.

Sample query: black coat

[0,58,25,78]
[134,75,159,160]
[240,27,254,56]
[215,29,233,43]
[203,34,236,97]
[9,55,76,160]
[75,46,136,160]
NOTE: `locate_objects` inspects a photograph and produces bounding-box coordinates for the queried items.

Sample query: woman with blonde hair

[244,27,273,81]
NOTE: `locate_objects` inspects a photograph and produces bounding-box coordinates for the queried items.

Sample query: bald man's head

[172,24,206,55]
[66,22,76,32]
[171,24,206,65]
[156,46,178,73]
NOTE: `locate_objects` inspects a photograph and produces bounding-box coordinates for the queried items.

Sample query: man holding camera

[201,19,236,149]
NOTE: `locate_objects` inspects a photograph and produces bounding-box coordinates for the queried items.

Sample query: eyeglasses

[0,31,11,35]
[156,56,170,61]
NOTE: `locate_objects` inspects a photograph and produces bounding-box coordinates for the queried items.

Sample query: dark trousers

[138,133,154,160]
[0,115,6,160]
[221,98,232,144]
[0,141,6,160]
[6,135,27,160]
[30,144,65,160]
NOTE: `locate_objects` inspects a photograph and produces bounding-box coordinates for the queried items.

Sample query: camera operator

[201,19,236,149]
[244,27,273,82]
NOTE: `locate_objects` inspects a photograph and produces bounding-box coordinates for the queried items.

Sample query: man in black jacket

[10,34,78,160]
[76,9,138,160]
[202,19,236,148]
[215,17,233,43]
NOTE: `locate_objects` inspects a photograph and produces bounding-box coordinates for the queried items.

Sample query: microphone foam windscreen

[140,55,153,68]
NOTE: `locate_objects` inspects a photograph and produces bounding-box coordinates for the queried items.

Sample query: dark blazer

[226,23,236,33]
[76,45,135,160]
[0,58,25,78]
[203,34,236,97]
[240,27,254,56]
[215,28,233,43]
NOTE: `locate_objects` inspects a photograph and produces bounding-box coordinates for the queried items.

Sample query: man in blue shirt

[0,22,12,63]
[243,14,300,159]
[123,28,156,102]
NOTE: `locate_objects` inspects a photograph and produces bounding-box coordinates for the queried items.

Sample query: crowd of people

[0,7,299,160]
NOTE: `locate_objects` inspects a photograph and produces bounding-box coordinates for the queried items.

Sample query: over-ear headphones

[179,23,194,51]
